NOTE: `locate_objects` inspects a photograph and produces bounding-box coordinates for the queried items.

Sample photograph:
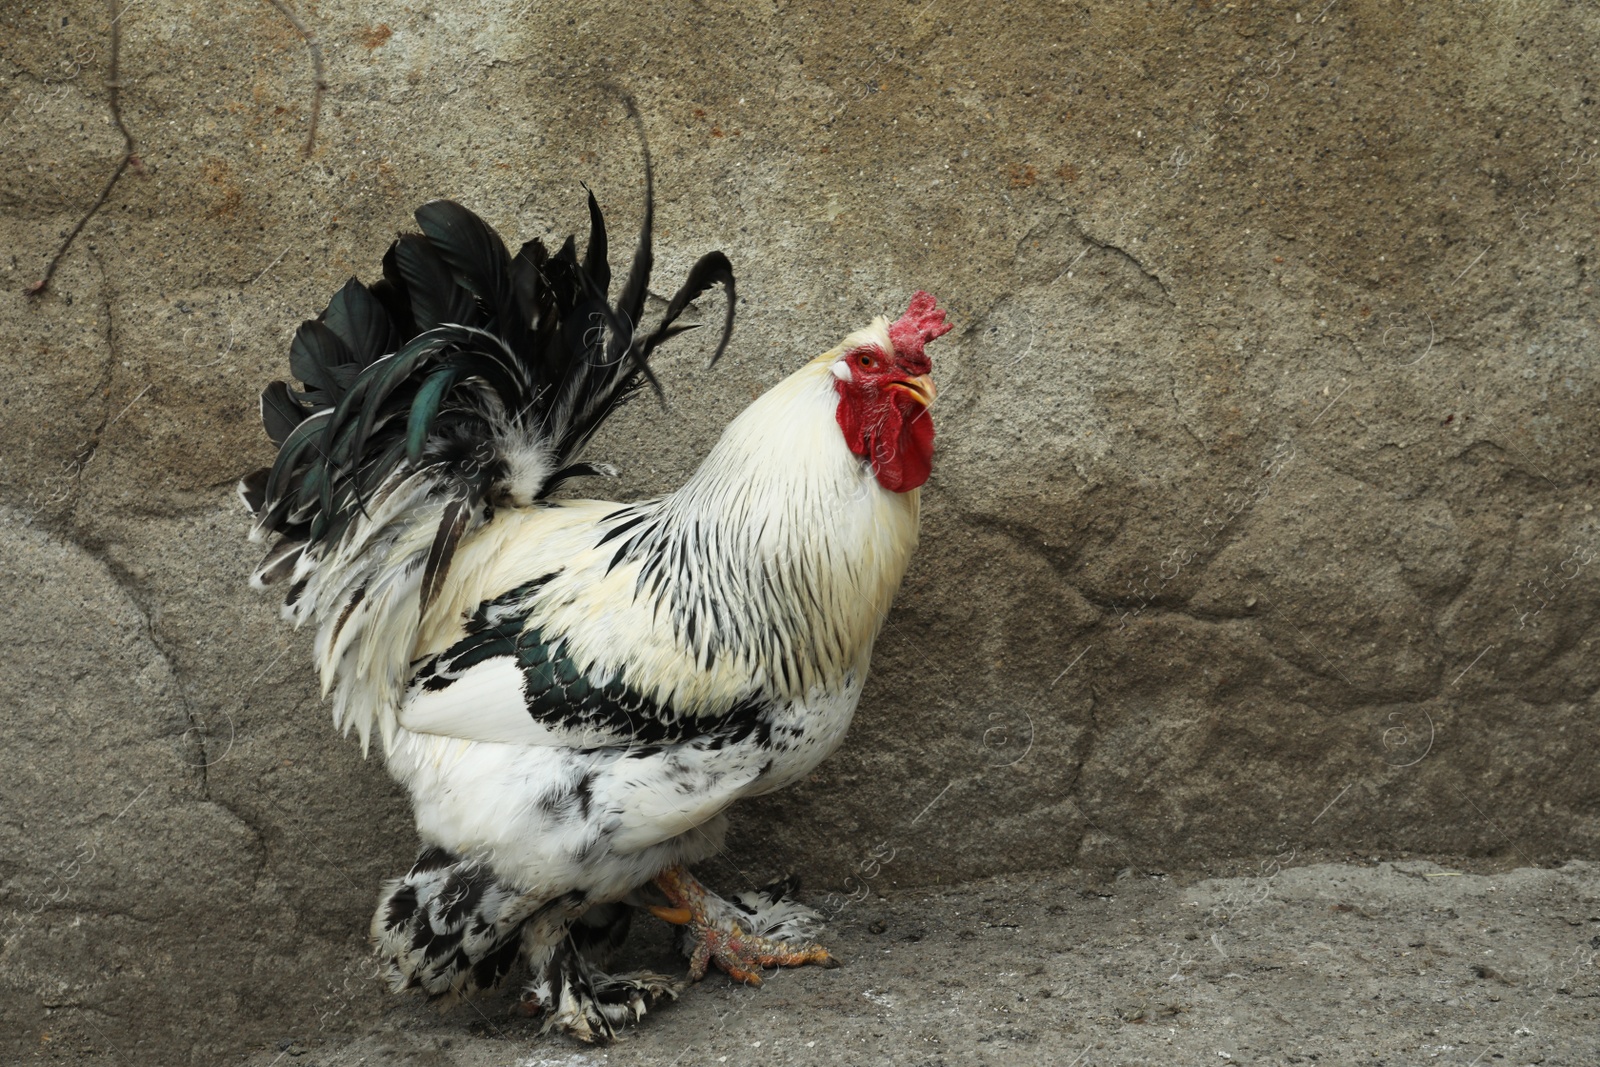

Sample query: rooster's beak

[888,374,937,408]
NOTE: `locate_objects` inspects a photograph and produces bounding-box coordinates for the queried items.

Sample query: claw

[648,904,694,925]
[652,866,838,986]
[523,946,682,1043]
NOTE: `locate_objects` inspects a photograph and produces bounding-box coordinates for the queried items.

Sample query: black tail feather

[322,277,399,369]
[242,127,735,615]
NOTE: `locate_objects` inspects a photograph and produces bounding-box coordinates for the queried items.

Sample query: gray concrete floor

[240,859,1598,1067]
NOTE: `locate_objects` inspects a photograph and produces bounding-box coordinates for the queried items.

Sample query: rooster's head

[828,291,952,493]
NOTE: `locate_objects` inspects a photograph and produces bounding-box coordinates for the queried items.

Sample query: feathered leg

[370,846,541,998]
[375,849,680,1042]
[521,907,682,1044]
[650,867,837,985]
[726,874,832,944]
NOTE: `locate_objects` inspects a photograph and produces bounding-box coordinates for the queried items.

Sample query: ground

[240,859,1598,1067]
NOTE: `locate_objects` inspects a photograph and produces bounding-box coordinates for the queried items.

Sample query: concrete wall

[3,1,1596,1061]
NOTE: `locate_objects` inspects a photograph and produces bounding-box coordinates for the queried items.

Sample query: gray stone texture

[1,0,1596,1062]
[239,860,1600,1067]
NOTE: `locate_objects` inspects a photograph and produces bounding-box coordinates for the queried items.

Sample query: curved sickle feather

[614,97,655,333]
[638,250,736,367]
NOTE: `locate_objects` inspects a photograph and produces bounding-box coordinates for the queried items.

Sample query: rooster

[239,161,950,1041]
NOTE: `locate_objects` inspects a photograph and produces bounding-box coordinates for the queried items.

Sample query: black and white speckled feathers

[240,160,734,755]
[371,845,551,999]
[373,845,685,1041]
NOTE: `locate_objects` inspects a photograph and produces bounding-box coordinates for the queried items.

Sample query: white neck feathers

[649,357,921,698]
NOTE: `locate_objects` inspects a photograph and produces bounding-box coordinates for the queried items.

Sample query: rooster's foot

[651,866,839,986]
[523,942,681,1043]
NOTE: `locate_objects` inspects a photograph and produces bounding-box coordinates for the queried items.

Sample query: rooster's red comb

[888,291,953,371]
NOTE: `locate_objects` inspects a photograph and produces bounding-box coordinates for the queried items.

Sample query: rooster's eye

[856,352,876,368]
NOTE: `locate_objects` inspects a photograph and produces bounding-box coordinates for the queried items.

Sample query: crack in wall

[5,251,120,524]
[37,256,214,792]
[82,539,214,799]
[1070,218,1177,306]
